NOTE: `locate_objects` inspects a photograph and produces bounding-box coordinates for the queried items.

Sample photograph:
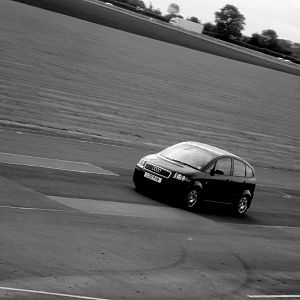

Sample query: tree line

[201,4,300,64]
[99,0,300,64]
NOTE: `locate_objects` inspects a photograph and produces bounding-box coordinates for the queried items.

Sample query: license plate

[144,172,162,183]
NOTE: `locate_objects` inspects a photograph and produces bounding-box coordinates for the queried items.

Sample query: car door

[204,157,233,203]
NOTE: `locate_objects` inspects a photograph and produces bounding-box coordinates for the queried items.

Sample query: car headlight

[173,173,189,182]
[137,158,146,168]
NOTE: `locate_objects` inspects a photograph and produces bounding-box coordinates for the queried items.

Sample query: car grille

[144,163,171,178]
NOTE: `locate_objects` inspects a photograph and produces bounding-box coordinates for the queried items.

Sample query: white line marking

[49,196,190,220]
[1,202,299,228]
[0,205,159,218]
[0,152,118,176]
[232,223,299,229]
[3,128,139,149]
[0,204,174,219]
[0,205,73,212]
[257,184,299,191]
[4,204,300,228]
[0,287,110,300]
[248,295,300,298]
[0,196,189,221]
[0,160,118,176]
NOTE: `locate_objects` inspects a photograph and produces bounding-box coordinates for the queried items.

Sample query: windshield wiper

[167,158,199,170]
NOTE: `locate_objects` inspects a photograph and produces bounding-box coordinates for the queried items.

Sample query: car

[133,141,256,215]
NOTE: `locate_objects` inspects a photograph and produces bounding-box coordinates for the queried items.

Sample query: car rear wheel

[234,195,250,216]
[184,187,202,211]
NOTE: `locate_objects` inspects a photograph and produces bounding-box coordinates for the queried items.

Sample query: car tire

[233,195,250,216]
[184,187,202,211]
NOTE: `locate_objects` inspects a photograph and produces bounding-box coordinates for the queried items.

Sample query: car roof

[182,141,247,162]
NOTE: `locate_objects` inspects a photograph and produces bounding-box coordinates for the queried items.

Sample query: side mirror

[211,169,224,176]
[215,169,224,175]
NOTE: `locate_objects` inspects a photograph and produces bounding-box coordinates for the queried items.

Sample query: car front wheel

[184,187,202,211]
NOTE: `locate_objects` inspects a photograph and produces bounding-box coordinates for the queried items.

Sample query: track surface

[1,0,300,171]
[0,130,299,299]
[0,1,299,299]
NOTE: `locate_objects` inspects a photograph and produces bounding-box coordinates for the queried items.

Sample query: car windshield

[159,143,216,170]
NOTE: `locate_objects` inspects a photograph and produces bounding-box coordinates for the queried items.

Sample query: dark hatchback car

[133,142,256,215]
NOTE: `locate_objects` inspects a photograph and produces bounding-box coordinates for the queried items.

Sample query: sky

[147,0,300,43]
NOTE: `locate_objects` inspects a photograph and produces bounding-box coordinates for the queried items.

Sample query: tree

[164,3,181,21]
[187,16,200,23]
[291,43,300,59]
[276,39,293,55]
[133,0,146,8]
[248,29,281,52]
[248,33,269,48]
[262,29,278,40]
[148,2,154,11]
[246,31,296,58]
[167,3,180,15]
[148,2,162,15]
[115,0,146,9]
[203,22,216,33]
[215,4,245,39]
[261,29,278,49]
[152,8,162,15]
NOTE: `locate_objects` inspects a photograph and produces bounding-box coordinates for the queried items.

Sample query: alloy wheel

[237,196,248,214]
[187,189,198,208]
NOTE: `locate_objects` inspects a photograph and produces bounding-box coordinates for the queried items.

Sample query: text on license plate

[144,172,162,183]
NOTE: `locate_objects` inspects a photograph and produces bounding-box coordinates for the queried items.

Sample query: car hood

[144,153,198,174]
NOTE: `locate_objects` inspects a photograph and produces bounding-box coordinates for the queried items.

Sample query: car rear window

[246,165,254,178]
[159,143,216,170]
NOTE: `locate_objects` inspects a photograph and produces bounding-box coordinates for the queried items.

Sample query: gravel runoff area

[0,0,299,172]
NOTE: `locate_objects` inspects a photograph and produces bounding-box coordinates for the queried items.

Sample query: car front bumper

[133,166,190,199]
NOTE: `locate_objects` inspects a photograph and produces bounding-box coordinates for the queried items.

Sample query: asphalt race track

[1,0,300,173]
[0,1,299,299]
[0,129,299,300]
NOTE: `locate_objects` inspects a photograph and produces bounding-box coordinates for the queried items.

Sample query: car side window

[246,165,254,178]
[214,158,231,176]
[233,159,246,177]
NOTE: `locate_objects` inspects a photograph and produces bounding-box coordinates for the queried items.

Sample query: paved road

[0,129,299,299]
